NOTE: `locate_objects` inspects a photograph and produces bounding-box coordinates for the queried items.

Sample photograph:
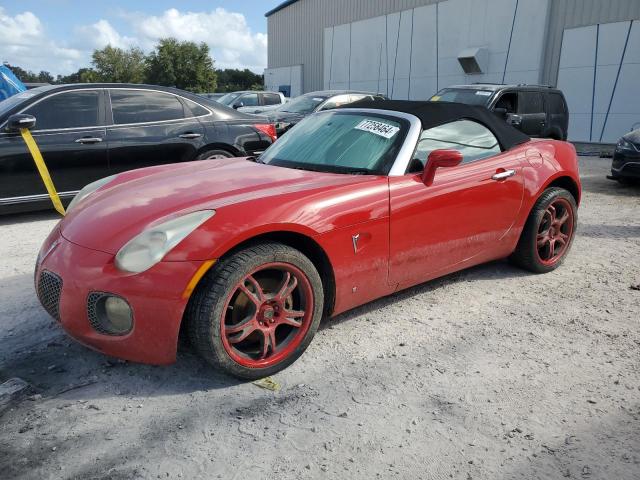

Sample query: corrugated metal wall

[541,0,640,85]
[267,0,441,93]
[268,0,640,93]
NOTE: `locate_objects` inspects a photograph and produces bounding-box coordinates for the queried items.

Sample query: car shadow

[579,171,640,198]
[1,260,529,401]
[323,259,530,330]
[578,223,640,239]
[0,209,60,226]
[0,272,242,401]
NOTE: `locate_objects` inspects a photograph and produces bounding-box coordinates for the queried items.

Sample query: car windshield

[260,111,406,175]
[278,94,327,114]
[431,88,493,106]
[217,92,243,106]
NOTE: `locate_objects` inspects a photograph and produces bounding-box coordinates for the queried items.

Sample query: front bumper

[609,149,640,179]
[35,230,206,365]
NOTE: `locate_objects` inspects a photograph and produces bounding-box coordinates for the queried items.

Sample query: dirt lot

[0,156,638,480]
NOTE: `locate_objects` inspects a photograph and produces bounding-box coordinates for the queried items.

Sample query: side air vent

[458,47,488,75]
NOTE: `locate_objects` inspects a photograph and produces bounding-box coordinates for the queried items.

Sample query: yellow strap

[20,128,66,216]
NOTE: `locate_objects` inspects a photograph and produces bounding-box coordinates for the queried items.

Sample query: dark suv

[430,84,569,140]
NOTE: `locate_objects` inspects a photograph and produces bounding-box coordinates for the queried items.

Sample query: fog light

[88,293,133,335]
[104,297,133,332]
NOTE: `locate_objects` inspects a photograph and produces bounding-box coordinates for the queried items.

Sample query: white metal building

[265,0,640,143]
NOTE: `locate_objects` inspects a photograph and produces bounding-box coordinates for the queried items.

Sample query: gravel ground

[0,156,638,480]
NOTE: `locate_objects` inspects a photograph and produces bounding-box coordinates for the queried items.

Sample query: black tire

[187,242,324,379]
[195,149,234,160]
[510,187,578,274]
[617,177,639,186]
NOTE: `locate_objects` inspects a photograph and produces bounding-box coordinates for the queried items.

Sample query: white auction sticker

[354,119,400,139]
[475,91,492,96]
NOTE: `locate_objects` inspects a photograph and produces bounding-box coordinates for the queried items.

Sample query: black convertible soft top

[340,100,530,151]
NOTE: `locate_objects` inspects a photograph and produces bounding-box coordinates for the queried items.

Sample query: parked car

[217,90,287,113]
[431,84,569,140]
[199,92,225,101]
[607,128,640,184]
[35,100,580,379]
[261,90,388,135]
[0,84,277,214]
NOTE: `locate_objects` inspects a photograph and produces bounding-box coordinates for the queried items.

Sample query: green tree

[5,64,54,83]
[216,68,264,92]
[91,45,146,83]
[145,38,216,92]
[55,68,98,84]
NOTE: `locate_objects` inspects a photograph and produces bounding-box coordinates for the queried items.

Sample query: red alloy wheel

[535,198,574,266]
[220,262,314,368]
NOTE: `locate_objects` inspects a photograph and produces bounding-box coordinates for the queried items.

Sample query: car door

[232,92,260,110]
[262,92,283,109]
[388,119,525,287]
[517,91,546,137]
[106,89,206,174]
[0,89,107,202]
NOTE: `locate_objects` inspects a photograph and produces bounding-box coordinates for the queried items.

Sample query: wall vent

[458,47,488,74]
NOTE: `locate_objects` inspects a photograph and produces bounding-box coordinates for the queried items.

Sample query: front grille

[37,271,63,321]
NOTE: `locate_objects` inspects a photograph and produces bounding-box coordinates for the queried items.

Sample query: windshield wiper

[246,156,265,164]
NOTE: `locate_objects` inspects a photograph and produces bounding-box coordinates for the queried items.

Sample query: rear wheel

[187,243,323,379]
[510,187,577,273]
[196,149,234,160]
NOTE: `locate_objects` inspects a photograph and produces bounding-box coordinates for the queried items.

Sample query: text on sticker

[355,119,400,139]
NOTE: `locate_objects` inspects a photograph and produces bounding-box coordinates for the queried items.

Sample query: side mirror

[493,107,507,118]
[233,101,244,109]
[422,149,463,186]
[6,114,36,132]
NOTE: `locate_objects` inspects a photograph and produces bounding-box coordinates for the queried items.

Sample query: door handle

[492,169,516,181]
[75,137,103,144]
[179,133,202,139]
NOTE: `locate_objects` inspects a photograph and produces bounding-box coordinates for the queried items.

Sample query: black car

[260,90,388,135]
[0,84,276,214]
[430,84,569,140]
[608,128,640,184]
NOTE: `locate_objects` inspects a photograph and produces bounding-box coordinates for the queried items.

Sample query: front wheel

[510,187,577,273]
[187,243,324,379]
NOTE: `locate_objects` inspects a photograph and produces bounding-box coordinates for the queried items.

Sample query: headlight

[67,175,117,212]
[115,210,215,273]
[617,138,637,151]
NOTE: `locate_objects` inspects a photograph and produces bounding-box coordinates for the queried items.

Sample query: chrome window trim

[0,126,107,137]
[317,108,421,176]
[0,87,214,134]
[107,88,213,127]
[0,88,104,134]
[106,119,207,131]
[0,190,79,206]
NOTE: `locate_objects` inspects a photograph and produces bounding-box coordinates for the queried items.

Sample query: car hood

[60,158,376,254]
[622,129,640,145]
[262,111,307,124]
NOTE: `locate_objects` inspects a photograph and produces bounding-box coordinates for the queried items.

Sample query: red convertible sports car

[35,100,580,379]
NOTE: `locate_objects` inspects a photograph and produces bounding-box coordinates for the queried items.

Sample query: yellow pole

[19,128,66,216]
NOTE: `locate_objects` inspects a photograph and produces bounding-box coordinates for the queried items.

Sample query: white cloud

[0,7,268,77]
[76,19,136,50]
[126,8,267,71]
[0,7,82,75]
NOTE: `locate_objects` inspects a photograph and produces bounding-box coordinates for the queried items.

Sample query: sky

[0,0,283,76]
